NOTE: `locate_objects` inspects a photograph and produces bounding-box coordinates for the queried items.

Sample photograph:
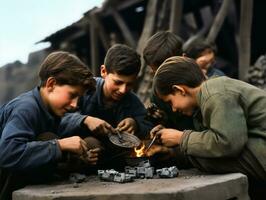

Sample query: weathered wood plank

[238,0,253,80]
[206,0,232,43]
[111,8,136,48]
[89,20,100,76]
[169,0,183,34]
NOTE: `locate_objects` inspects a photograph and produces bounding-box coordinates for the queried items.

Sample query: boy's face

[195,48,215,72]
[44,78,85,117]
[101,65,136,101]
[158,86,197,116]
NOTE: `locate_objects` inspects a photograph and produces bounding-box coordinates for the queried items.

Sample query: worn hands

[116,117,137,134]
[145,144,171,157]
[150,125,183,147]
[84,116,115,136]
[80,148,101,165]
[146,103,166,123]
[57,136,88,155]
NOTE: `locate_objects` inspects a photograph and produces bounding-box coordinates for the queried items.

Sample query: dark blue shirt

[0,87,62,171]
[60,77,152,138]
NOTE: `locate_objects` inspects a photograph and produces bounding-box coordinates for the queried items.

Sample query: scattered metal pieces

[156,166,179,178]
[98,169,134,183]
[98,160,179,183]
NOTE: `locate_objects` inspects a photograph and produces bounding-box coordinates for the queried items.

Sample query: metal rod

[145,135,157,152]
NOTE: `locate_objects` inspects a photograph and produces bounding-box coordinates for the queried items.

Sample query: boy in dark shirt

[61,44,153,168]
[143,31,194,130]
[0,51,97,199]
[142,32,195,165]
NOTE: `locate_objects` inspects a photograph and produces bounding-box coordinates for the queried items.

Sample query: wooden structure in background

[38,0,261,104]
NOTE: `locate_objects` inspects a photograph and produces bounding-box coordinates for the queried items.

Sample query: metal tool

[116,130,123,140]
[145,134,157,152]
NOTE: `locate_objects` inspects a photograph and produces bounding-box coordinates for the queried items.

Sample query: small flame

[134,142,145,157]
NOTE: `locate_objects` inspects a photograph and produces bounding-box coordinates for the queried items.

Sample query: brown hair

[39,51,95,91]
[154,56,206,96]
[143,31,183,68]
[183,38,217,59]
[104,44,141,76]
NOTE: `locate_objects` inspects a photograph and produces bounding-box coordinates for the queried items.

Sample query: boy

[151,56,266,182]
[143,31,183,73]
[183,38,225,77]
[0,51,98,199]
[143,31,194,130]
[60,44,152,168]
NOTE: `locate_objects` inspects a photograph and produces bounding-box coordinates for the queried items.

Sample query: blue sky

[0,0,104,67]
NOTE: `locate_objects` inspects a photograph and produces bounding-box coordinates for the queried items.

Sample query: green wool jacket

[180,76,266,175]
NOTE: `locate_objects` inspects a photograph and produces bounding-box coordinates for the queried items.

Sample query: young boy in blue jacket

[60,44,153,168]
[0,51,97,199]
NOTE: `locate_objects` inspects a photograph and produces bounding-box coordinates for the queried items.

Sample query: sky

[0,0,104,67]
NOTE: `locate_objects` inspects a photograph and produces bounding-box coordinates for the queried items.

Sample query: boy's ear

[45,77,56,92]
[100,65,108,78]
[172,85,186,96]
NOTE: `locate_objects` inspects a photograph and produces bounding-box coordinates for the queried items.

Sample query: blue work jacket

[0,87,62,171]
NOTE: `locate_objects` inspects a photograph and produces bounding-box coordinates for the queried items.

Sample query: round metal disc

[108,132,141,148]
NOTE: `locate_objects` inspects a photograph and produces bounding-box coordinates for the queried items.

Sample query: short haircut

[143,31,183,68]
[39,51,95,91]
[153,56,206,96]
[104,44,141,76]
[184,38,217,59]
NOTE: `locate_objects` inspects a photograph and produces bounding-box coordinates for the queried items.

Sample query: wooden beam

[156,0,170,30]
[183,6,213,51]
[111,8,136,48]
[100,0,145,17]
[238,0,253,80]
[89,11,109,51]
[169,0,183,34]
[89,20,99,76]
[206,0,232,43]
[135,0,159,93]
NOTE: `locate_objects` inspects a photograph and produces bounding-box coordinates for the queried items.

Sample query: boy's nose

[119,84,127,94]
[172,106,177,112]
[70,97,78,108]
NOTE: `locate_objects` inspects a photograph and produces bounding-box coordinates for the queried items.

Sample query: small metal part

[114,130,123,142]
[145,135,157,152]
[108,132,141,148]
[156,166,179,178]
[125,161,154,179]
[98,169,134,183]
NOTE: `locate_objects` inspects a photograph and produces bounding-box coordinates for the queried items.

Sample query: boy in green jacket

[150,56,266,182]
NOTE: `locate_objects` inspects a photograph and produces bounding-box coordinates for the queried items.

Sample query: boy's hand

[145,144,170,157]
[150,125,183,147]
[80,148,101,165]
[150,124,164,138]
[84,116,115,136]
[57,136,88,155]
[146,103,166,123]
[116,117,137,134]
